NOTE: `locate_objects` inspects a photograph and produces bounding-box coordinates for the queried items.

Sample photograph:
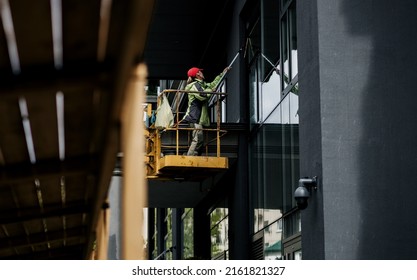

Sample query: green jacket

[183,73,224,126]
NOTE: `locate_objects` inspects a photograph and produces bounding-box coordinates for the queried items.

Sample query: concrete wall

[298,0,417,259]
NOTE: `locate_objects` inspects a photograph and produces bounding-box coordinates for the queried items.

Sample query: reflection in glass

[249,61,260,125]
[283,211,301,239]
[210,208,229,259]
[262,0,279,80]
[246,10,261,126]
[264,99,282,125]
[165,232,172,260]
[281,96,290,124]
[246,18,261,63]
[164,209,172,260]
[289,91,299,124]
[281,14,289,88]
[294,250,302,260]
[254,208,262,232]
[152,210,158,259]
[251,125,284,233]
[248,0,300,259]
[263,219,283,260]
[182,208,194,259]
[261,69,281,122]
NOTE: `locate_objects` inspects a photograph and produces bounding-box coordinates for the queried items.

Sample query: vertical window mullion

[279,13,287,92]
[285,14,291,89]
[287,9,293,81]
[289,2,298,80]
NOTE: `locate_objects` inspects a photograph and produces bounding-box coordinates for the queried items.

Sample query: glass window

[182,208,194,259]
[281,0,291,9]
[164,208,172,260]
[245,0,261,126]
[294,250,302,260]
[247,0,299,259]
[152,210,158,259]
[210,207,229,259]
[277,219,283,232]
[281,13,290,89]
[280,1,298,91]
[246,15,261,63]
[264,220,283,260]
[164,233,172,260]
[250,125,283,233]
[280,94,290,124]
[249,59,260,125]
[260,68,281,122]
[283,211,301,239]
[253,208,263,233]
[281,87,300,211]
[289,2,298,79]
[262,0,280,81]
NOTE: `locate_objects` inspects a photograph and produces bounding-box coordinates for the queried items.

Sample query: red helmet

[187,67,203,78]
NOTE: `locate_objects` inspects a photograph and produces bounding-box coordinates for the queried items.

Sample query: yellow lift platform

[145,89,229,180]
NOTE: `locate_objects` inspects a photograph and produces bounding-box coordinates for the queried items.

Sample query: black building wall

[298,0,417,259]
[224,0,251,260]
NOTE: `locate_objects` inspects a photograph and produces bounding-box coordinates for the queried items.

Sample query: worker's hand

[223,67,231,74]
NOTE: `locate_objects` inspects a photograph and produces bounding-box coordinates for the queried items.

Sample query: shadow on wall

[342,0,417,259]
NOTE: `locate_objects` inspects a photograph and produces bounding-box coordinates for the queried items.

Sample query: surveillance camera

[293,176,318,210]
[294,186,310,210]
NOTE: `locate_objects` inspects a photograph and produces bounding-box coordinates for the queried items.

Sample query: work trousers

[187,123,203,156]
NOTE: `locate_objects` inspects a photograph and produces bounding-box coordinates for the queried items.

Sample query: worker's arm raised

[205,67,231,91]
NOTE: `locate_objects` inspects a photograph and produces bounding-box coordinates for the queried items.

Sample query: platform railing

[157,89,227,158]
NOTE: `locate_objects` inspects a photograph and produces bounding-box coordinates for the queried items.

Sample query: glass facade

[164,208,173,260]
[182,208,194,259]
[247,0,300,259]
[210,206,229,260]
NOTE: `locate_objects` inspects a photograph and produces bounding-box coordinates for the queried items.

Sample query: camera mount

[294,176,318,210]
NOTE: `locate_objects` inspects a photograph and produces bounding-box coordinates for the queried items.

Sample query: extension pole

[214,48,242,92]
[228,50,240,68]
[213,48,241,156]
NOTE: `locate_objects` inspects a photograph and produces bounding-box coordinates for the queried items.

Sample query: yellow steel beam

[158,155,228,170]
